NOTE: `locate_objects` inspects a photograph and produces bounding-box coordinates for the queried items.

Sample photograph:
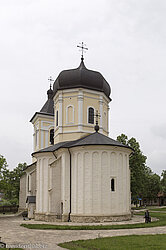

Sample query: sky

[0,0,166,175]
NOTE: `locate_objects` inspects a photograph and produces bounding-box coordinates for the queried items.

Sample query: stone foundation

[70,213,131,223]
[35,212,131,223]
[35,213,62,222]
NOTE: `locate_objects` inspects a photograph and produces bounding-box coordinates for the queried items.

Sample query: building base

[70,213,131,223]
[35,212,131,223]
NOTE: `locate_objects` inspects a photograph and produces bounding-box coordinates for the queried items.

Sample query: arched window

[56,110,58,127]
[88,107,94,124]
[28,175,31,192]
[50,129,54,145]
[111,178,115,192]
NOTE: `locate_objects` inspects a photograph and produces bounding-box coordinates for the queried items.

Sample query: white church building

[19,52,133,222]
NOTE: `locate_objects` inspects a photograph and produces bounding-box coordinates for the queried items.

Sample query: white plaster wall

[61,150,70,215]
[35,153,54,213]
[50,158,61,214]
[70,146,131,216]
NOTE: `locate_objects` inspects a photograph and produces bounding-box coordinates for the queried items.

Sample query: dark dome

[53,60,111,98]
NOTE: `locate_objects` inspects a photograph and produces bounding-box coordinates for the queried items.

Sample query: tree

[117,134,160,205]
[0,155,8,190]
[0,155,27,205]
[161,170,166,194]
[145,174,161,202]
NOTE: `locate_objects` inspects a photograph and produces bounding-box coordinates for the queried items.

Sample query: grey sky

[0,0,166,175]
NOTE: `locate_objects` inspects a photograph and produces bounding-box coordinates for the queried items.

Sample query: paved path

[0,216,166,250]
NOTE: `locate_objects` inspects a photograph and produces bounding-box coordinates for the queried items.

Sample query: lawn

[149,207,166,212]
[59,234,166,250]
[21,211,166,230]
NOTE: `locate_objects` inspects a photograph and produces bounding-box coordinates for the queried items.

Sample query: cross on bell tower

[48,76,54,89]
[77,42,88,61]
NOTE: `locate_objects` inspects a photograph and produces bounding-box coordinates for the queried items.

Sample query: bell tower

[30,84,54,152]
[52,58,111,144]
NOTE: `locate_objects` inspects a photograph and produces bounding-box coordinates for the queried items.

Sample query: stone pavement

[0,215,166,250]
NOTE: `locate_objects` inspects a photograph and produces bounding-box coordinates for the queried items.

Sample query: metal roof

[53,59,111,99]
[33,132,132,155]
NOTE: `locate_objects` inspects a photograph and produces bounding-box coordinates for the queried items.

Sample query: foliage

[0,155,8,190]
[58,234,166,250]
[161,170,166,194]
[117,134,161,203]
[0,155,27,205]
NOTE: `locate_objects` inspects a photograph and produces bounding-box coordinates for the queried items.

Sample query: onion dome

[53,59,111,98]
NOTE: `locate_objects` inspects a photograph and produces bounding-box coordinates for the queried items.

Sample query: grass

[58,234,166,250]
[149,207,166,212]
[21,211,166,230]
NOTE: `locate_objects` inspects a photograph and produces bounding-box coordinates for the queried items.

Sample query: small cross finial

[48,76,54,89]
[77,42,88,61]
[94,110,101,132]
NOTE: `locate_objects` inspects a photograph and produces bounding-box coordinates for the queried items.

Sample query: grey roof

[26,196,36,203]
[40,98,54,114]
[30,86,54,123]
[53,59,111,99]
[32,132,132,155]
[40,86,54,114]
[24,161,37,170]
[30,111,54,123]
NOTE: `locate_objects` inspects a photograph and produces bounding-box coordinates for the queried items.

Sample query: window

[111,178,115,191]
[50,129,54,145]
[35,130,37,147]
[88,107,94,124]
[28,175,31,192]
[56,110,58,126]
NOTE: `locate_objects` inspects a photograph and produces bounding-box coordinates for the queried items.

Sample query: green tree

[0,156,27,205]
[0,155,8,190]
[145,173,161,203]
[161,170,166,194]
[117,134,160,205]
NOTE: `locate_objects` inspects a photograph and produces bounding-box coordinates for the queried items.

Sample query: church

[19,45,133,222]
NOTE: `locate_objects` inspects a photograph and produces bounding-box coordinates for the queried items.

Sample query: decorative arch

[66,105,74,124]
[103,111,107,130]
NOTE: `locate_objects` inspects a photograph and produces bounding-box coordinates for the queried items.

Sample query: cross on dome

[77,42,88,61]
[48,76,54,89]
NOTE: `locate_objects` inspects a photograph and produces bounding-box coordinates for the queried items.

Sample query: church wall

[70,145,131,222]
[19,162,37,211]
[61,150,70,218]
[53,88,110,144]
[63,94,78,125]
[32,116,54,152]
[35,153,54,218]
[49,158,61,214]
[19,174,27,210]
[30,170,36,196]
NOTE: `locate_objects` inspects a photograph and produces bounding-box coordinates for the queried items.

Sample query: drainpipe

[68,148,72,222]
[52,151,57,159]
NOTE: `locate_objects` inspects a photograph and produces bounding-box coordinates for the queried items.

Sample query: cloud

[151,124,166,140]
[147,150,166,175]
